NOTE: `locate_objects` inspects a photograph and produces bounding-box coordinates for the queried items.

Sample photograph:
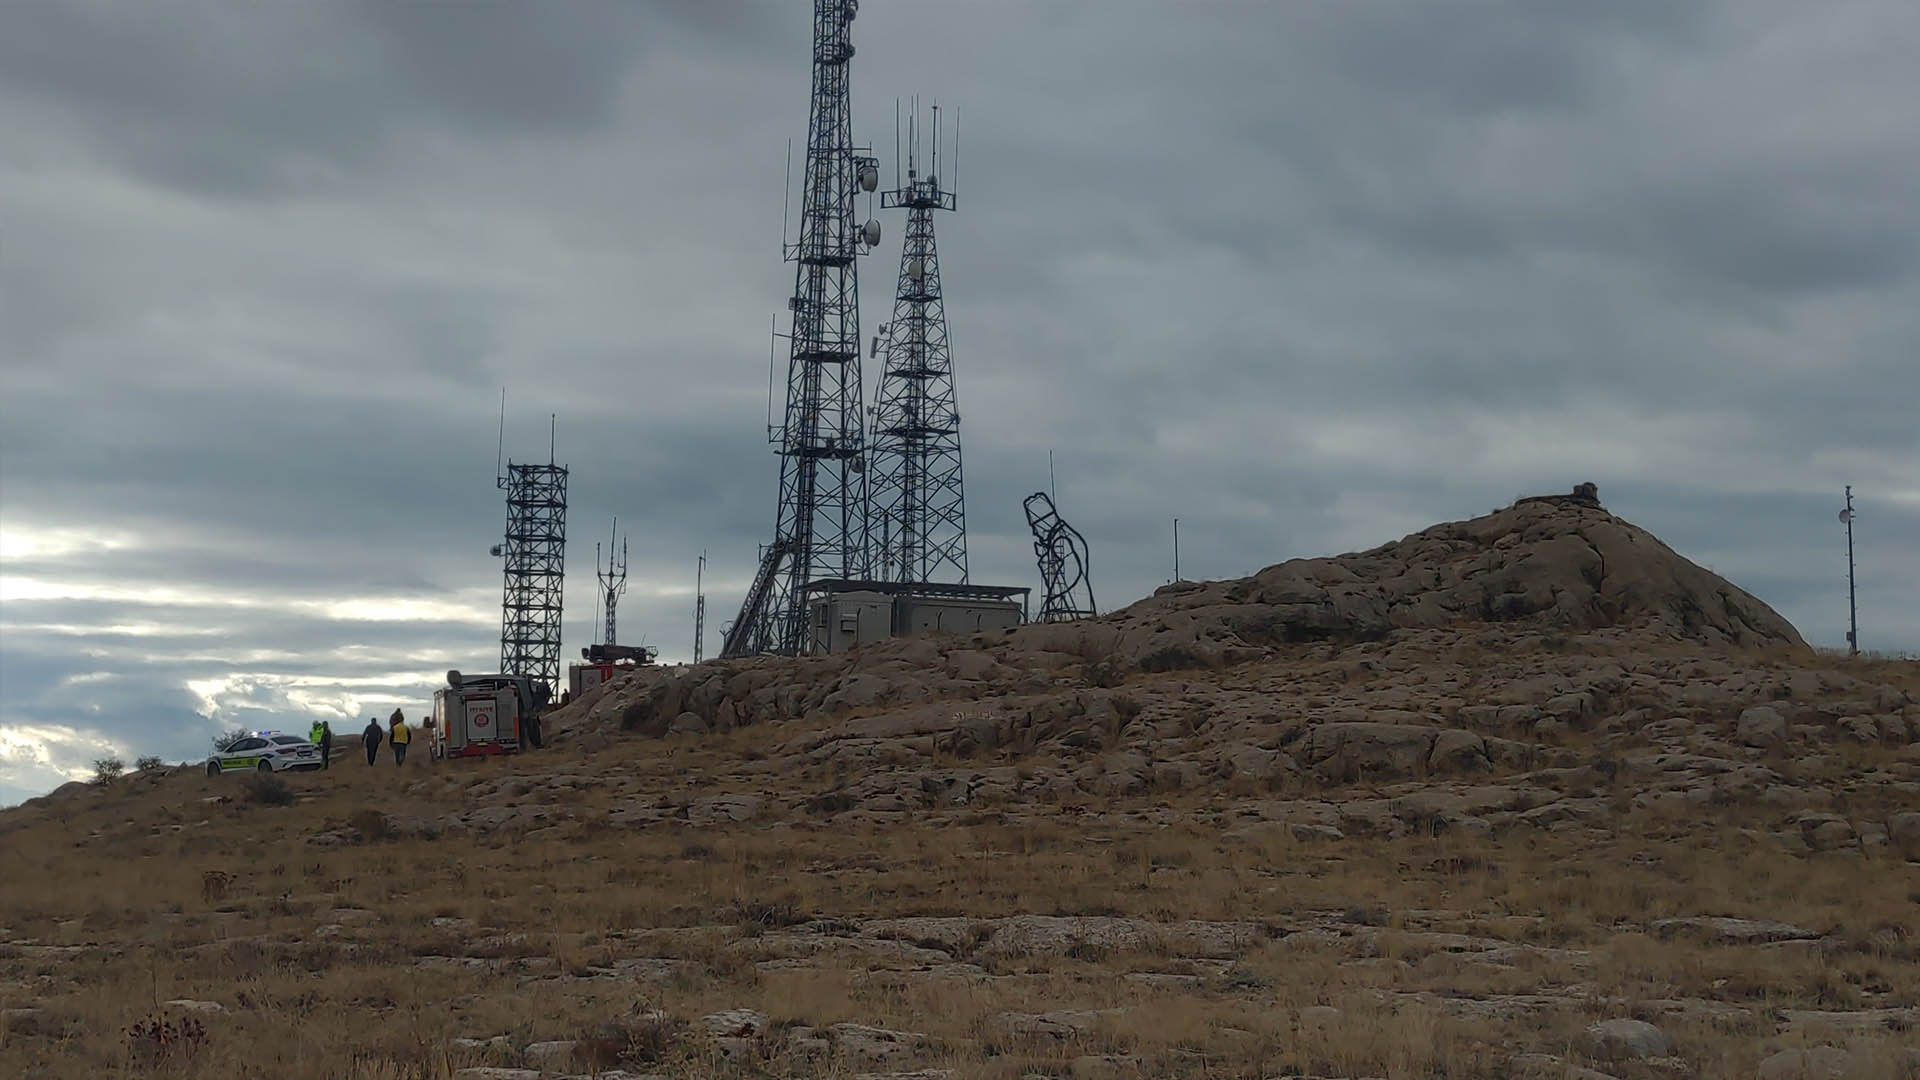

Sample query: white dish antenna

[862,219,882,247]
[907,258,925,280]
[859,165,879,192]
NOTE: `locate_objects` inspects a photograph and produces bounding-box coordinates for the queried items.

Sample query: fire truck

[432,671,548,760]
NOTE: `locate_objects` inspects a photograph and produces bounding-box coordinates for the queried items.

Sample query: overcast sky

[3,0,1917,805]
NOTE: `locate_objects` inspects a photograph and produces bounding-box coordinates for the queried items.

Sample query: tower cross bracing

[499,460,568,695]
[870,104,967,585]
[729,0,879,656]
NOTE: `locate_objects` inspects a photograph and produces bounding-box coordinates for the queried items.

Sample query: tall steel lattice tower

[870,103,967,585]
[595,519,627,646]
[497,451,568,696]
[729,0,882,656]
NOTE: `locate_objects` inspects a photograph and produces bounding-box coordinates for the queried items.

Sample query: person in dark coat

[362,718,383,765]
[318,721,334,769]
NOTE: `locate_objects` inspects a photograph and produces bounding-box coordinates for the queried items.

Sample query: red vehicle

[432,671,546,760]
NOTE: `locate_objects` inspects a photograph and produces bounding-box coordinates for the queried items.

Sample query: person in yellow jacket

[388,709,412,766]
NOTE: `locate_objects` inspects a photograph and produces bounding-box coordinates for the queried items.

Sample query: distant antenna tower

[728,0,883,656]
[1840,486,1858,656]
[693,551,708,664]
[869,100,968,585]
[1024,491,1096,622]
[596,519,628,646]
[497,414,568,698]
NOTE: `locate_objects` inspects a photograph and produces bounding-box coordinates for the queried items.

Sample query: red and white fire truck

[432,671,548,760]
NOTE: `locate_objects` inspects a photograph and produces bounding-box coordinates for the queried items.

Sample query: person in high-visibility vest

[389,710,412,766]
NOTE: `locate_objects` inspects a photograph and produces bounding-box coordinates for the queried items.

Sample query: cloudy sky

[3,0,1916,805]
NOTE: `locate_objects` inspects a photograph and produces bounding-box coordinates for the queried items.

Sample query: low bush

[348,808,390,842]
[243,773,294,806]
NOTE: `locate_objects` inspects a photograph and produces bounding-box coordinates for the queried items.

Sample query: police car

[204,731,322,775]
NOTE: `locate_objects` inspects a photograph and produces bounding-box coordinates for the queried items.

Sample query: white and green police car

[204,732,322,775]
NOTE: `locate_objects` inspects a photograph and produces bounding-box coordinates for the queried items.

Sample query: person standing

[362,717,383,766]
[389,712,412,766]
[309,720,325,747]
[318,721,334,770]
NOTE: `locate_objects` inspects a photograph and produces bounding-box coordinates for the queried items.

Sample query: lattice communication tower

[498,452,568,697]
[870,102,967,585]
[729,0,883,656]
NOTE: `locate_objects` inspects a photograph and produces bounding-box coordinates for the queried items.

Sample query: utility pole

[1172,517,1181,583]
[1840,486,1858,656]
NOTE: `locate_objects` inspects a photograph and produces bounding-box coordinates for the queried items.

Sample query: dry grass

[4,642,1918,1078]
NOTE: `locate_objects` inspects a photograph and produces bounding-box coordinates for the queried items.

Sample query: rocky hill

[3,493,1916,1080]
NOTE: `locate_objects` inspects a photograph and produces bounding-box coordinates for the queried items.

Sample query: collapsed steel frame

[1024,491,1096,622]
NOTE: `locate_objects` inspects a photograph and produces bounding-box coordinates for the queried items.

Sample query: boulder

[1736,706,1788,747]
[1888,812,1920,856]
[987,1010,1100,1041]
[1428,729,1490,773]
[828,1023,926,1064]
[1808,819,1855,851]
[1756,1046,1851,1080]
[699,1009,769,1038]
[1580,1018,1668,1061]
[669,711,710,735]
[1300,722,1435,781]
[521,1040,579,1067]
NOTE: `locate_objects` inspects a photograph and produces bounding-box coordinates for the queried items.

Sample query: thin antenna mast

[597,518,628,647]
[694,551,708,664]
[1841,486,1858,656]
[1048,450,1057,505]
[1172,517,1181,583]
[495,388,506,485]
[766,315,778,438]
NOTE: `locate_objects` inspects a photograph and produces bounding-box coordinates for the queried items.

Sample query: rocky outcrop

[548,498,1806,743]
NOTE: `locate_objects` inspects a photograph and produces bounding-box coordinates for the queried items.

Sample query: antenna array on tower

[597,519,628,647]
[727,0,882,658]
[869,100,968,586]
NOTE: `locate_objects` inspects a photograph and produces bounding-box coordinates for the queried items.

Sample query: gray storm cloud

[3,0,1916,804]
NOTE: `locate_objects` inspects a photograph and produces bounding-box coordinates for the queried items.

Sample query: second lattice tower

[870,104,967,585]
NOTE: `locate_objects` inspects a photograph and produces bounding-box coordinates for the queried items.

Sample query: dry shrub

[577,1012,687,1069]
[244,774,294,806]
[127,1013,208,1067]
[349,809,391,842]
